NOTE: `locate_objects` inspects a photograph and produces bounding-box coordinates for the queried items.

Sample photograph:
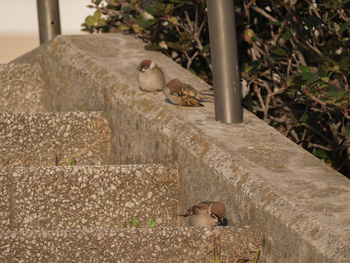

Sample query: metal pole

[37,0,61,44]
[207,0,242,124]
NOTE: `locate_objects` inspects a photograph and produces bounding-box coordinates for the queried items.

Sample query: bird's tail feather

[202,96,214,102]
[178,214,188,217]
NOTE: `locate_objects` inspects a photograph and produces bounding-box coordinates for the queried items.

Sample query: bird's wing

[187,201,212,215]
[182,84,213,102]
[181,94,204,107]
[182,84,199,97]
[180,85,203,106]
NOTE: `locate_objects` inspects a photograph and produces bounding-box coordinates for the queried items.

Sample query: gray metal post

[207,0,242,124]
[37,0,61,44]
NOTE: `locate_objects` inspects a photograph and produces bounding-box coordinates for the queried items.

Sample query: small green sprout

[147,217,156,228]
[253,249,260,263]
[67,157,76,166]
[129,217,139,228]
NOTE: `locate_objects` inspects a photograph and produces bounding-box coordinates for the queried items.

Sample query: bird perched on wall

[163,79,214,107]
[180,201,226,227]
[137,59,166,92]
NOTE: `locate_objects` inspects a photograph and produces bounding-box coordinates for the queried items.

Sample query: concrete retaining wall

[14,33,350,262]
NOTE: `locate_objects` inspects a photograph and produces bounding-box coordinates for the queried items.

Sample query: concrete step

[0,164,179,230]
[0,63,45,112]
[0,227,260,262]
[0,112,111,167]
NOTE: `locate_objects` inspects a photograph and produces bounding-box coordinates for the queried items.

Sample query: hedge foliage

[82,0,350,177]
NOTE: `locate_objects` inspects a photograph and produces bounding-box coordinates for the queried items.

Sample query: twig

[286,125,299,141]
[308,142,333,152]
[184,11,193,32]
[301,123,333,145]
[254,84,266,113]
[58,137,109,165]
[251,5,278,23]
[302,86,327,107]
[305,0,322,19]
[290,39,307,66]
[184,50,199,69]
[269,115,287,123]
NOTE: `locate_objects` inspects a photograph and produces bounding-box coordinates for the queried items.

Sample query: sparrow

[180,201,226,227]
[163,79,214,107]
[137,59,166,92]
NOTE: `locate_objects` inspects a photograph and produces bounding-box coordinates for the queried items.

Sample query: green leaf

[334,22,340,32]
[130,218,139,228]
[300,72,319,85]
[314,149,331,160]
[122,14,131,22]
[179,31,191,43]
[85,15,96,27]
[299,113,308,122]
[169,16,178,25]
[97,20,106,27]
[305,16,322,29]
[93,0,103,5]
[164,4,174,14]
[147,217,156,228]
[317,66,327,78]
[84,10,102,27]
[330,65,340,72]
[339,56,350,69]
[137,12,157,28]
[146,2,166,16]
[300,65,311,73]
[339,20,350,35]
[201,44,210,53]
[132,24,142,33]
[282,31,293,40]
[325,86,345,99]
[122,5,131,13]
[93,10,102,21]
[321,77,329,83]
[289,112,297,124]
[166,41,183,51]
[286,76,298,87]
[270,46,287,56]
[118,23,131,31]
[246,29,254,39]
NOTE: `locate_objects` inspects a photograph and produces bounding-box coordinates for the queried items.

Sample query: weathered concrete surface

[0,63,46,112]
[0,164,179,230]
[0,226,260,263]
[0,112,111,167]
[14,34,350,262]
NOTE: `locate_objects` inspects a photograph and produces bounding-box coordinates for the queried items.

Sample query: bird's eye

[210,214,218,220]
[138,66,149,72]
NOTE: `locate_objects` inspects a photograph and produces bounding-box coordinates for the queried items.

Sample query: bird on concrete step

[137,59,166,92]
[163,79,214,107]
[180,201,226,227]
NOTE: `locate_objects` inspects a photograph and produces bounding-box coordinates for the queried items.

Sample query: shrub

[82,0,350,177]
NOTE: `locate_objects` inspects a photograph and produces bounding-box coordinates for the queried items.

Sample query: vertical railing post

[207,0,242,124]
[37,0,61,44]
